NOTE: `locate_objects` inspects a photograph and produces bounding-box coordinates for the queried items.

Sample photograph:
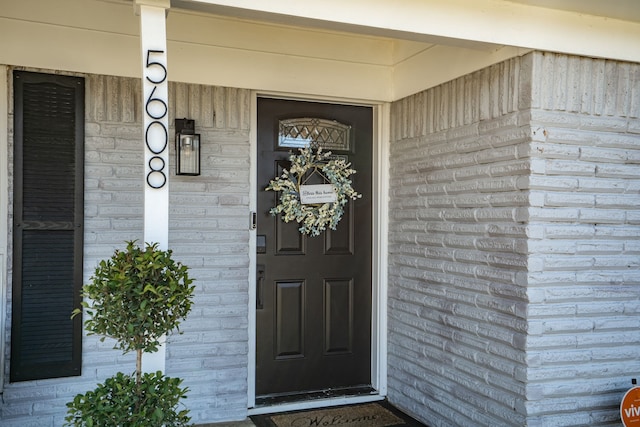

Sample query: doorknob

[256,264,265,309]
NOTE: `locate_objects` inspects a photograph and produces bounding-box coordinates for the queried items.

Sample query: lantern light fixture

[175,118,201,176]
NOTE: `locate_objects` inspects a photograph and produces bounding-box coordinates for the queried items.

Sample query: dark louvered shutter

[11,71,84,381]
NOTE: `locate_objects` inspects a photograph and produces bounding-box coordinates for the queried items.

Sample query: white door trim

[247,92,389,413]
[0,65,9,392]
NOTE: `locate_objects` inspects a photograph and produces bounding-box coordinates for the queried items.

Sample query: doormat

[251,402,424,427]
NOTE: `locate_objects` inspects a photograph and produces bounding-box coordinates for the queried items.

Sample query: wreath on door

[266,147,361,236]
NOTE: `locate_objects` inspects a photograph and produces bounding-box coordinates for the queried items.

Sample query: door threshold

[256,385,376,407]
[248,392,383,416]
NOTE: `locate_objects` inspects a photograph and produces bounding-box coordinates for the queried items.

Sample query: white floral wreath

[266,146,361,236]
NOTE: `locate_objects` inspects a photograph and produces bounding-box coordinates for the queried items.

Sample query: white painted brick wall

[165,82,251,424]
[388,52,640,426]
[3,53,637,426]
[524,52,640,426]
[1,75,250,425]
[389,57,530,426]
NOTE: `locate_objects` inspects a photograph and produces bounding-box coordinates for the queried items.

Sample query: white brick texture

[525,52,640,426]
[389,57,530,427]
[2,51,638,427]
[388,52,640,426]
[1,75,251,425]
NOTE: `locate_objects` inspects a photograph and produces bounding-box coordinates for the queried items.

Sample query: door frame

[247,92,390,414]
[0,65,8,392]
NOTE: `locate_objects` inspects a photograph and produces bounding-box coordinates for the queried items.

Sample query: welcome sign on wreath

[266,147,361,236]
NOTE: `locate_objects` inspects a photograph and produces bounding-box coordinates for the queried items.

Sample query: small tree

[65,241,195,426]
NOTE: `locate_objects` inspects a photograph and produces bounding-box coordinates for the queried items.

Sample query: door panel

[256,98,373,398]
[325,204,354,254]
[324,278,353,354]
[275,280,305,358]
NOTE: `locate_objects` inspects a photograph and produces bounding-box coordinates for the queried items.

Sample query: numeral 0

[145,120,168,154]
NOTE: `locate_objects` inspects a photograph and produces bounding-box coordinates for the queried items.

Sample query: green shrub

[65,371,190,427]
[65,241,195,426]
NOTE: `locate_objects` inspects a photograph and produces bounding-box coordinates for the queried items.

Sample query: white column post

[136,0,170,373]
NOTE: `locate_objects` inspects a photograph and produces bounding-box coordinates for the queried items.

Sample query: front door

[256,98,373,401]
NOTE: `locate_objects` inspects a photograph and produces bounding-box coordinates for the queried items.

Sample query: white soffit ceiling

[149,0,640,66]
[167,0,640,51]
[507,0,640,23]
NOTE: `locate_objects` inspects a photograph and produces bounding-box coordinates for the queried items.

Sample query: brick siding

[1,75,251,425]
[388,56,530,426]
[388,52,640,426]
[525,53,640,426]
[166,82,251,423]
[2,51,638,426]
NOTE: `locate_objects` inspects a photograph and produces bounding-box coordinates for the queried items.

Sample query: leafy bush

[65,371,190,427]
[79,241,194,353]
[65,241,195,426]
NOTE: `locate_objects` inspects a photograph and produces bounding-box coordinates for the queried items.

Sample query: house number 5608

[144,49,168,189]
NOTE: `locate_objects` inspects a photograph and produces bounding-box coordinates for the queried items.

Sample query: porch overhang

[1,0,639,101]
[164,0,640,100]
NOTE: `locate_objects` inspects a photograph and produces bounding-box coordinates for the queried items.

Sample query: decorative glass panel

[279,118,351,150]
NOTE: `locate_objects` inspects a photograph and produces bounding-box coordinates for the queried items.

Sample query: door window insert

[279,118,351,151]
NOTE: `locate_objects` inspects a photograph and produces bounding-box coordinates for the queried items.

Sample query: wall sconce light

[175,118,201,176]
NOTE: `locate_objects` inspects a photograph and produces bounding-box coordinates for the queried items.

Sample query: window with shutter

[11,71,84,382]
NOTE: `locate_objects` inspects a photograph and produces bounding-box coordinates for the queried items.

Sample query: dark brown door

[256,98,373,400]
